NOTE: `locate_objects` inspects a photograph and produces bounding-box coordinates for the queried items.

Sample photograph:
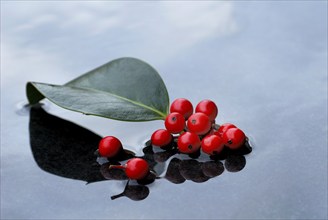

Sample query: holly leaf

[26,57,169,121]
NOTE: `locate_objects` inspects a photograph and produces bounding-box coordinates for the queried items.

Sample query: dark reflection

[162,155,245,184]
[29,105,105,183]
[140,142,166,175]
[111,181,149,201]
[201,161,224,177]
[209,140,252,161]
[29,105,251,201]
[100,162,128,180]
[153,148,178,162]
[187,149,202,159]
[165,158,186,184]
[159,141,249,184]
[224,155,246,172]
[141,142,157,170]
[137,171,157,185]
[97,148,136,163]
[179,159,210,183]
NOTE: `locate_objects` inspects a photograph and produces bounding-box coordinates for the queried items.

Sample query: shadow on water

[29,105,252,201]
[29,105,105,184]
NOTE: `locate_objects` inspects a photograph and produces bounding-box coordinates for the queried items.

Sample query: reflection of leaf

[29,105,105,183]
[26,57,169,121]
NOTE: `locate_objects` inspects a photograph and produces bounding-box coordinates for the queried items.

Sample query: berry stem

[111,192,124,200]
[109,165,125,170]
[149,170,158,177]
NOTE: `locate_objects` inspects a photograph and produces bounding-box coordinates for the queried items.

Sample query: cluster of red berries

[151,98,246,155]
[97,98,248,182]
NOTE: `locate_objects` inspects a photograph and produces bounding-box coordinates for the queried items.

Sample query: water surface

[1,1,327,219]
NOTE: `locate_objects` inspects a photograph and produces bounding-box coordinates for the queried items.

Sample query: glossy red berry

[222,128,246,150]
[165,112,185,134]
[125,158,150,180]
[195,99,218,121]
[201,135,225,155]
[170,98,193,119]
[98,136,122,158]
[177,132,201,154]
[151,129,172,147]
[187,112,211,135]
[213,123,237,137]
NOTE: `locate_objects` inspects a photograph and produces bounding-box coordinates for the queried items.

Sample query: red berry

[125,158,149,180]
[170,98,193,119]
[213,123,237,137]
[177,132,201,154]
[195,99,218,121]
[187,113,211,135]
[151,129,172,147]
[222,128,246,149]
[201,135,225,155]
[98,136,122,158]
[165,112,185,134]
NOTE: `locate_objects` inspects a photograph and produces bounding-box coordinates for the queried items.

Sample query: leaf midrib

[45,83,167,119]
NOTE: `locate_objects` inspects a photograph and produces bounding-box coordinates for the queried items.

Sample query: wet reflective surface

[1,1,327,219]
[28,106,251,202]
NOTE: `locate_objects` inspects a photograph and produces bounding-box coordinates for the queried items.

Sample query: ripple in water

[15,101,51,116]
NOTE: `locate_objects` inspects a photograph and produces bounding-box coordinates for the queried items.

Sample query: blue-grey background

[1,1,327,219]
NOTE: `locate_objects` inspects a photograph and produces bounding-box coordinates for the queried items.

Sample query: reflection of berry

[165,112,185,134]
[137,171,157,185]
[125,158,150,180]
[214,123,236,137]
[179,159,209,183]
[98,136,122,158]
[222,128,246,149]
[195,99,218,121]
[170,98,193,119]
[165,158,186,184]
[177,132,201,154]
[154,149,177,162]
[201,135,225,155]
[111,183,149,201]
[187,113,211,135]
[201,161,224,177]
[225,155,246,172]
[151,129,172,147]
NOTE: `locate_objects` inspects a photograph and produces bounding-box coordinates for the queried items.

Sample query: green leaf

[26,57,169,121]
